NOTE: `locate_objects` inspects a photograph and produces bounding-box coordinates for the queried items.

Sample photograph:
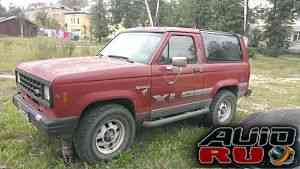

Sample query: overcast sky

[1,0,58,9]
[1,0,270,9]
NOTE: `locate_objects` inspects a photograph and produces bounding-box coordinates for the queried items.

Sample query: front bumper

[13,94,79,137]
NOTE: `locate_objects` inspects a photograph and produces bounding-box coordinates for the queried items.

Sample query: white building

[249,0,300,52]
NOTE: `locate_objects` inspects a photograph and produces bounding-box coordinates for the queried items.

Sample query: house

[250,16,300,52]
[64,11,91,40]
[249,0,300,52]
[0,16,38,37]
[27,2,48,10]
[25,5,73,29]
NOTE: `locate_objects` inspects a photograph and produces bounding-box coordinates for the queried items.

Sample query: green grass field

[0,37,99,73]
[0,39,300,169]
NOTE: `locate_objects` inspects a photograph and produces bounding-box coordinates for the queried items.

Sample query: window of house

[160,36,197,65]
[77,18,80,24]
[293,32,300,41]
[203,33,242,61]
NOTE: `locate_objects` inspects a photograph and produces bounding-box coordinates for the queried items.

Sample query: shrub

[31,37,58,59]
[256,48,287,57]
[248,48,257,58]
[249,29,263,48]
[62,41,75,57]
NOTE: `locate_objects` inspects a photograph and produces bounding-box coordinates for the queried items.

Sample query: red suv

[13,27,250,163]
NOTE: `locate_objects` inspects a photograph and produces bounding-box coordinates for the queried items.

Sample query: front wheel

[209,90,237,126]
[74,104,136,163]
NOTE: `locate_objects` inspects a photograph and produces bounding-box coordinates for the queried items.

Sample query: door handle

[166,65,173,71]
[167,81,175,85]
[193,67,201,73]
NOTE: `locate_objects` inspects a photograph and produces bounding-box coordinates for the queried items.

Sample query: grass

[0,37,99,73]
[239,55,300,113]
[0,49,300,168]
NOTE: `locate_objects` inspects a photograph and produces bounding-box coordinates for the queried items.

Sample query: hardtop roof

[126,27,241,37]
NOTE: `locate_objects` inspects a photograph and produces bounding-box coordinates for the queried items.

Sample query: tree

[90,0,246,38]
[143,0,245,33]
[158,0,182,27]
[0,2,7,17]
[6,6,24,17]
[122,0,147,27]
[264,0,298,49]
[173,0,244,33]
[91,0,110,42]
[108,0,149,28]
[59,0,88,9]
[0,3,24,17]
[35,11,60,29]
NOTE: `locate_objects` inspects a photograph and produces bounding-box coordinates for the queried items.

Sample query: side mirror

[172,57,187,67]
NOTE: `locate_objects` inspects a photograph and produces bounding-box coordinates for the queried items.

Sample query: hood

[17,56,150,84]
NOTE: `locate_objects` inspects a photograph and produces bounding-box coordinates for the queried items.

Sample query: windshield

[100,32,163,64]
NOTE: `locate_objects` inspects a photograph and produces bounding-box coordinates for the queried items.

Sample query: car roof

[126,27,241,36]
[126,27,201,34]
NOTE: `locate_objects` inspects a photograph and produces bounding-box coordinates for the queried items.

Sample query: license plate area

[18,108,31,122]
[14,95,44,123]
[15,99,32,122]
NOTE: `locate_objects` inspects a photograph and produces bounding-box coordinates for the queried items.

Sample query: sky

[0,0,270,9]
[0,0,59,9]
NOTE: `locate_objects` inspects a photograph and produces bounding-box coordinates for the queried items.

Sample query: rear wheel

[209,90,237,126]
[74,104,136,163]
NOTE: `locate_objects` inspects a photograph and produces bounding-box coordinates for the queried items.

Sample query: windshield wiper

[107,55,135,63]
[97,52,104,57]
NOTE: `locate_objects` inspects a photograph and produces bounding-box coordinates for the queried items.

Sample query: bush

[249,29,263,48]
[256,48,287,57]
[248,48,257,58]
[31,37,58,59]
[62,41,75,57]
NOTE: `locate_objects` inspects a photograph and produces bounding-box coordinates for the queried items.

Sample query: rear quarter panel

[198,34,250,97]
[202,62,250,97]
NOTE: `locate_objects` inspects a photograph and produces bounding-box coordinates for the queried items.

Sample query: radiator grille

[18,72,44,100]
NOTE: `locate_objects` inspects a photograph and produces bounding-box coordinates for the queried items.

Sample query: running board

[143,108,209,128]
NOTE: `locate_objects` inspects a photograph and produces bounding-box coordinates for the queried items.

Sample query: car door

[150,32,205,119]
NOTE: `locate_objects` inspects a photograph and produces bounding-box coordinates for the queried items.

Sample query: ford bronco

[13,27,250,163]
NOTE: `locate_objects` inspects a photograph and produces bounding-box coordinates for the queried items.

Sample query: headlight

[43,85,50,101]
[16,72,20,83]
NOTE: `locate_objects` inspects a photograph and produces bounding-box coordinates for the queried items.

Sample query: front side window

[100,32,163,64]
[160,36,197,64]
[204,33,242,61]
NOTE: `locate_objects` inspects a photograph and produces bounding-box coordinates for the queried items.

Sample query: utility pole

[273,0,277,15]
[155,0,160,26]
[244,0,249,35]
[19,10,25,38]
[144,0,154,26]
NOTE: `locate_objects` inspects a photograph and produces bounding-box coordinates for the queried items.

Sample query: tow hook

[61,138,74,166]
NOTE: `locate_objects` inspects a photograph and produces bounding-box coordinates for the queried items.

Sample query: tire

[209,90,237,126]
[74,104,136,163]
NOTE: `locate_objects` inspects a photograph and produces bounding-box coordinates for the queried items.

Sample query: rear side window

[203,33,242,61]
